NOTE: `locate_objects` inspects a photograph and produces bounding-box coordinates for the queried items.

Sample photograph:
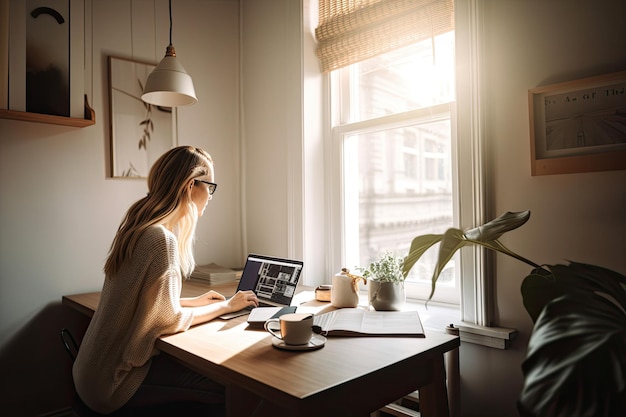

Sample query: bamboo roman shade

[315,0,454,73]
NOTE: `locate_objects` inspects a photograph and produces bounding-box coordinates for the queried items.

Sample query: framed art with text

[528,70,626,175]
[108,56,177,178]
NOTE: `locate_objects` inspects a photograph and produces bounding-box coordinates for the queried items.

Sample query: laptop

[219,254,304,320]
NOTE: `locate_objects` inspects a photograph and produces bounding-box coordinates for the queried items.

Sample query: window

[306,0,490,325]
[331,32,460,304]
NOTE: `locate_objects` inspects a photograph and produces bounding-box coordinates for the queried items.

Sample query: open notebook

[219,254,303,320]
[313,308,425,337]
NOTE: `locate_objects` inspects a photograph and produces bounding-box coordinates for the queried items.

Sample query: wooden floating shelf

[0,95,95,128]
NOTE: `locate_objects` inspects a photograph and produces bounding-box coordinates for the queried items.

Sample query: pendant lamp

[142,0,197,107]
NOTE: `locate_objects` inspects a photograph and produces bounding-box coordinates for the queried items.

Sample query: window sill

[454,323,517,349]
[403,298,518,350]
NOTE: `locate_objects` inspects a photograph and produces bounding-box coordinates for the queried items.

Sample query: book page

[313,309,338,330]
[314,308,424,336]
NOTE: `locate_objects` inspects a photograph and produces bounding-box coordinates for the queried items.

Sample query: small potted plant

[360,252,406,311]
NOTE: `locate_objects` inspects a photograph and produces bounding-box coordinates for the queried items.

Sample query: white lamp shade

[142,51,197,107]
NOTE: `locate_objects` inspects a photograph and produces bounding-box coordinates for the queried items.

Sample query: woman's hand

[183,290,258,326]
[180,290,226,307]
[226,290,258,312]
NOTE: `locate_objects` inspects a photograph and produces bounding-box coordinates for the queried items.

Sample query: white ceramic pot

[331,272,360,308]
[368,281,405,311]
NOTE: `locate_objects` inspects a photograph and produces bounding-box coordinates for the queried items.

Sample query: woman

[73,146,258,414]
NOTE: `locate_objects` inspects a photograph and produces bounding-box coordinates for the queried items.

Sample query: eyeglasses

[195,180,217,195]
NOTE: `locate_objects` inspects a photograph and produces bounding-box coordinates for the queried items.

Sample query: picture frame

[108,56,177,178]
[528,70,626,176]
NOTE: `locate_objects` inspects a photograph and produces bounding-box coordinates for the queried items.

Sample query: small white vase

[368,281,406,311]
[331,272,359,308]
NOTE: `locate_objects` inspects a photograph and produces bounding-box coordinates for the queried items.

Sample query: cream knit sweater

[73,225,194,414]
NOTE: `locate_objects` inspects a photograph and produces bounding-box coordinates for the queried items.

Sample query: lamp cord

[168,0,172,45]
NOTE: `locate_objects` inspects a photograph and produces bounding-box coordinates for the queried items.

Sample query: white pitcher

[331,268,366,308]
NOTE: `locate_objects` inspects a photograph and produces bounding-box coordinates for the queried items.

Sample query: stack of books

[191,263,241,285]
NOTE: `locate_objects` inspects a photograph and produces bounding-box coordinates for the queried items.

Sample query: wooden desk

[63,281,459,417]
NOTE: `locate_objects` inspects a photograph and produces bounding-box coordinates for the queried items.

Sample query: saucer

[271,334,327,351]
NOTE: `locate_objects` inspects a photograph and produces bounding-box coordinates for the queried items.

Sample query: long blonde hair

[104,146,213,278]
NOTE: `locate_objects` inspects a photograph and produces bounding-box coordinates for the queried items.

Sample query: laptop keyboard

[246,301,273,310]
[219,299,279,320]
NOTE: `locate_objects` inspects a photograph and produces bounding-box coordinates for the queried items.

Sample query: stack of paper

[191,263,240,285]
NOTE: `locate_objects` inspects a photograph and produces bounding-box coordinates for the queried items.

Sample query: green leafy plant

[402,210,626,417]
[360,252,405,283]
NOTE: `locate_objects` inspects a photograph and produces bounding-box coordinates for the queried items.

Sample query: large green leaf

[549,262,626,308]
[520,268,563,323]
[403,211,537,302]
[470,238,541,269]
[402,233,444,278]
[521,262,626,323]
[464,210,531,241]
[518,263,626,417]
[427,228,467,300]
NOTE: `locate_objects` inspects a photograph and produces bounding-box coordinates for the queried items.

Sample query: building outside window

[333,32,459,303]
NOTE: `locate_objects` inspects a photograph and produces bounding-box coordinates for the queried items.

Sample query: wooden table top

[63,279,459,416]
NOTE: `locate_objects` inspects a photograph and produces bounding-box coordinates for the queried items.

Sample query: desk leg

[418,355,450,417]
[446,345,460,417]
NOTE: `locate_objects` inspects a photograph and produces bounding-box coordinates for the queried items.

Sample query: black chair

[60,329,216,417]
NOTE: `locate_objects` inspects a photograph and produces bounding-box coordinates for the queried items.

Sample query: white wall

[0,1,241,414]
[240,0,305,262]
[458,1,626,416]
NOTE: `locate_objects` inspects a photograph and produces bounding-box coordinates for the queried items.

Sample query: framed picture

[108,56,177,178]
[528,70,626,175]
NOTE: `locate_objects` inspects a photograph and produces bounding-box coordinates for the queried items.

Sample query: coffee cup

[264,313,314,345]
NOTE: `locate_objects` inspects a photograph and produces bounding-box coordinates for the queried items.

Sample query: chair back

[61,328,79,362]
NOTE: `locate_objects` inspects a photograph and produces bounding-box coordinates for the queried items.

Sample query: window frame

[319,0,490,324]
[301,0,490,325]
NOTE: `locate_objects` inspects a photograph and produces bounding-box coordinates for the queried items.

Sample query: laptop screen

[237,254,303,305]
